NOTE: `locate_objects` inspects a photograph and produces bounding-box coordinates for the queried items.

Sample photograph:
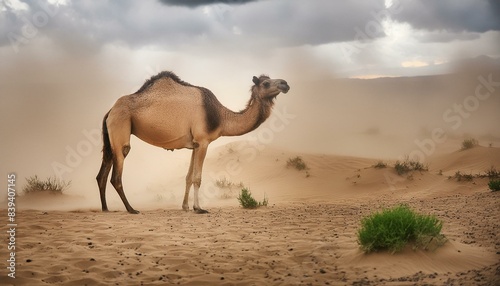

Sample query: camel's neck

[220,94,274,137]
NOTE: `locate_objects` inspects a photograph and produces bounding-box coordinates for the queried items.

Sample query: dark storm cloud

[0,0,387,53]
[229,0,387,46]
[158,0,258,7]
[0,0,213,51]
[392,0,500,34]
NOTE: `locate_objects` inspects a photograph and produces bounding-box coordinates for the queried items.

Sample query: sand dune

[430,145,500,175]
[2,143,499,285]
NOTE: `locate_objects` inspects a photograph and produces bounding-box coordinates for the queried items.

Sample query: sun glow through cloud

[401,60,429,68]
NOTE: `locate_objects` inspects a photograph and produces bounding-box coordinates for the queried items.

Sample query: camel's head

[252,75,290,99]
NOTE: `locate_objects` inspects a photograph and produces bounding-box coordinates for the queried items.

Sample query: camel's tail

[101,111,113,162]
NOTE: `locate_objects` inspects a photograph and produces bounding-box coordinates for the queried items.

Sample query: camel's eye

[263,81,270,88]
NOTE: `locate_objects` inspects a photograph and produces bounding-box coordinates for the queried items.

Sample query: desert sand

[1,142,499,285]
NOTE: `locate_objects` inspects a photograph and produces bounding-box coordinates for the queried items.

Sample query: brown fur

[97,71,290,214]
[134,71,222,132]
[101,111,113,162]
[134,71,188,94]
[240,74,275,132]
[199,87,222,132]
[240,95,274,133]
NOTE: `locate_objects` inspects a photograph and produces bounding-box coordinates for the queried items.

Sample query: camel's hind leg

[96,111,113,212]
[110,144,139,214]
[96,158,112,212]
[106,107,139,214]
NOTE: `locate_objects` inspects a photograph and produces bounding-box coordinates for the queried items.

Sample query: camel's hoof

[194,208,209,214]
[102,209,109,212]
[128,209,140,214]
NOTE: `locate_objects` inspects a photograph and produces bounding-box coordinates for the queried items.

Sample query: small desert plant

[373,161,387,169]
[286,156,308,171]
[489,180,500,192]
[237,188,268,209]
[216,177,245,199]
[394,157,428,175]
[155,194,164,202]
[215,177,244,189]
[453,171,474,182]
[484,166,500,179]
[358,205,446,253]
[461,138,478,150]
[23,175,70,195]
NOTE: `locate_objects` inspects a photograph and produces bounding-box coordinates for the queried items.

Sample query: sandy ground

[1,143,499,285]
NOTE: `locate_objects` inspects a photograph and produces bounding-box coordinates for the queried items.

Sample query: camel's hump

[134,71,194,94]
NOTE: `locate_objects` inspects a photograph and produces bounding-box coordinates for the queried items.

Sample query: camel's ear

[252,76,260,85]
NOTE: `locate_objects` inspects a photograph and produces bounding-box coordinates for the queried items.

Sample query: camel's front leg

[192,143,209,214]
[182,151,195,211]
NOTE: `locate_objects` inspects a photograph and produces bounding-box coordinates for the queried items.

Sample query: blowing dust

[1,42,499,211]
[270,60,500,159]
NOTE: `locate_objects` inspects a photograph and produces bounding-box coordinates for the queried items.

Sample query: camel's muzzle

[279,81,290,94]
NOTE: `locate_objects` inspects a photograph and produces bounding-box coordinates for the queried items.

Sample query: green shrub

[461,138,478,150]
[358,205,446,253]
[286,156,308,171]
[394,157,428,175]
[23,175,70,195]
[489,180,500,192]
[237,188,268,209]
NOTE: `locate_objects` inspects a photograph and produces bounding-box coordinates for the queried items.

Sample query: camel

[96,71,290,214]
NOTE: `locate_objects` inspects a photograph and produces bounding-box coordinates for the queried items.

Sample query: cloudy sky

[1,0,499,80]
[1,0,499,189]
